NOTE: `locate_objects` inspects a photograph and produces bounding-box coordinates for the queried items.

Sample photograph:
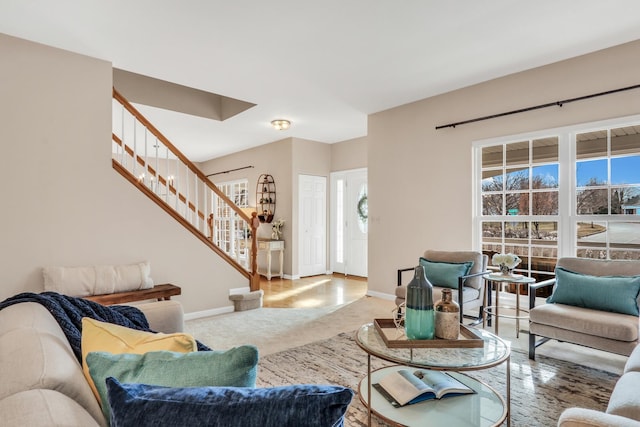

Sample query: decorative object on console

[271,219,284,240]
[434,288,460,340]
[491,253,521,275]
[256,174,276,223]
[404,265,435,340]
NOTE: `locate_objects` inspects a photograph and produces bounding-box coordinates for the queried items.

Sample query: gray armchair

[529,257,640,360]
[395,250,489,324]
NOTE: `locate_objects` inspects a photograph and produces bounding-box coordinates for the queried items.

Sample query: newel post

[250,212,260,291]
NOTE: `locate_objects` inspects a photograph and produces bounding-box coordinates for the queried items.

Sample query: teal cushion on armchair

[419,258,473,289]
[547,267,640,316]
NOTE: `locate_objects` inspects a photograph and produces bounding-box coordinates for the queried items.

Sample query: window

[575,126,640,260]
[475,116,640,276]
[213,179,249,264]
[479,138,559,282]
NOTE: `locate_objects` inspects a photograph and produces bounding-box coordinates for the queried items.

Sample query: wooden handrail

[113,89,245,221]
[112,89,260,290]
[112,133,205,221]
[113,160,255,282]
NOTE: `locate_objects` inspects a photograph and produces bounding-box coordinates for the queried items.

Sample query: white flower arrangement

[271,219,284,240]
[492,253,521,271]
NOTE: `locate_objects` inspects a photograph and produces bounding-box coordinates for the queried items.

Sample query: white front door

[331,169,368,277]
[298,175,327,277]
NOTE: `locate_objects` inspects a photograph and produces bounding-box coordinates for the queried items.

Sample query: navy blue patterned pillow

[106,377,354,427]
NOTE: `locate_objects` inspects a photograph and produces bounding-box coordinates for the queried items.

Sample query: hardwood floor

[260,274,368,308]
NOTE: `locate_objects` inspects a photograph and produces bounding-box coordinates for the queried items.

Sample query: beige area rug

[186,294,627,374]
[185,296,397,356]
[186,295,627,425]
[257,331,618,427]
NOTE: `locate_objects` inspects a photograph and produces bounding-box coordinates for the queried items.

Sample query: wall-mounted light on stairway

[270,119,291,131]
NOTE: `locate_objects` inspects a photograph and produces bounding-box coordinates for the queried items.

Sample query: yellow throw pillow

[81,317,197,403]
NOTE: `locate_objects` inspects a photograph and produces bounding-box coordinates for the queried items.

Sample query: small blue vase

[405,265,435,340]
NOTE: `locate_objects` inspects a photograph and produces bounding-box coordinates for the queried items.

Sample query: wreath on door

[357,194,368,223]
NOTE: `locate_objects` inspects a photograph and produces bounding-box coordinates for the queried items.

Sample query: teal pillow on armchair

[547,267,640,316]
[419,257,473,289]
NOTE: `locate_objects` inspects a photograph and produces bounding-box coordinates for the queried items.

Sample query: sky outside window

[612,156,640,185]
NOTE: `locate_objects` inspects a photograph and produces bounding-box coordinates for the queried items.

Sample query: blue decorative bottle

[405,265,435,340]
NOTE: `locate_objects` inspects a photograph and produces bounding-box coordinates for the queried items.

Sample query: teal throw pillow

[547,267,640,316]
[106,377,354,427]
[87,346,258,423]
[419,258,473,289]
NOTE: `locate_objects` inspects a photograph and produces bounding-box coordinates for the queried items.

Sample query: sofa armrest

[558,407,640,427]
[529,278,556,310]
[130,300,184,334]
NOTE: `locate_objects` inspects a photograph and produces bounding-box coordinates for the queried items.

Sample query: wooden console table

[84,284,181,305]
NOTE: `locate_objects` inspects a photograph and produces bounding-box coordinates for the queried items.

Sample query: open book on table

[373,369,474,408]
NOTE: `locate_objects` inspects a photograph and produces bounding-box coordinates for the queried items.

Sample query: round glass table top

[356,323,510,370]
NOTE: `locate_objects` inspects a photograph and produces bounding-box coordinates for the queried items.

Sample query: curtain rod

[435,83,640,130]
[206,165,254,177]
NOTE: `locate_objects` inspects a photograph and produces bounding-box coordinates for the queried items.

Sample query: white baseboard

[366,290,396,301]
[184,305,234,321]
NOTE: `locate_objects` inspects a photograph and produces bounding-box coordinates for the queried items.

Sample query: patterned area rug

[257,332,618,426]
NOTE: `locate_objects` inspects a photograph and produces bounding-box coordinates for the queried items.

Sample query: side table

[483,273,535,338]
[257,238,284,280]
[239,238,285,280]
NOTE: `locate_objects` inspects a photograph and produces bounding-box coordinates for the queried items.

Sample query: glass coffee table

[355,323,510,427]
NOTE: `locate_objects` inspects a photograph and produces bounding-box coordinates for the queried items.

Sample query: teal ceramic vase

[405,265,435,340]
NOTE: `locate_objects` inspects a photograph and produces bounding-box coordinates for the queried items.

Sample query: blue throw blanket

[0,292,210,362]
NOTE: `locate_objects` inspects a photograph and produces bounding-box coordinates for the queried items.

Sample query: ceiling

[3,1,640,162]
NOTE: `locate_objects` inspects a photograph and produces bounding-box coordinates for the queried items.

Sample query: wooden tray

[373,318,484,348]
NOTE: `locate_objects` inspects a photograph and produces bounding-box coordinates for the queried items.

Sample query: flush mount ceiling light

[270,119,291,131]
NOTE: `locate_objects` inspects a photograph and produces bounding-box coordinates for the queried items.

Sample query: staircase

[111,88,260,290]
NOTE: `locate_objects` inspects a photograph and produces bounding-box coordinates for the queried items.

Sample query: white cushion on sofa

[42,262,153,296]
[0,389,102,427]
[0,305,105,424]
[608,372,640,421]
[0,301,73,336]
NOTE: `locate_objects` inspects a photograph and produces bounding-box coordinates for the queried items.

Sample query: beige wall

[10,30,639,307]
[291,138,332,276]
[201,137,333,277]
[0,33,247,314]
[367,39,640,297]
[331,136,368,172]
[201,139,294,275]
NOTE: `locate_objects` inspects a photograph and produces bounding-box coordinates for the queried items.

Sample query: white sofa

[0,299,185,426]
[559,342,640,426]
